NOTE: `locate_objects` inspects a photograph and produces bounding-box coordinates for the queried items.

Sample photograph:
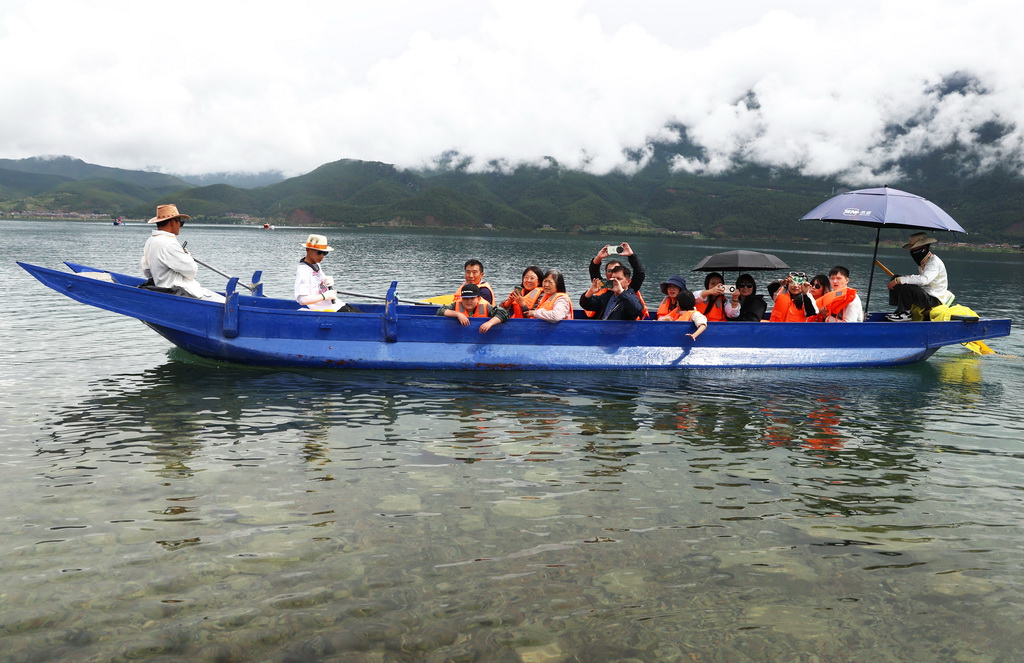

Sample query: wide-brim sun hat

[147,204,191,224]
[302,234,334,252]
[902,232,938,250]
[659,275,688,294]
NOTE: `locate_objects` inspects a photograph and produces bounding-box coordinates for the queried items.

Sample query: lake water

[2,219,1023,662]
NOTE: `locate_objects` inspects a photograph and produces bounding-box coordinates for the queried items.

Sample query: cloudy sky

[2,0,1022,182]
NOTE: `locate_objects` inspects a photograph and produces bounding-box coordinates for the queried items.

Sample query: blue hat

[659,275,688,294]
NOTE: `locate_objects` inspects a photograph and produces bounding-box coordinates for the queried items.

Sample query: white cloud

[1,0,1022,183]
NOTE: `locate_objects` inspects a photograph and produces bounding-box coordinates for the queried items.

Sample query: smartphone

[514,285,524,295]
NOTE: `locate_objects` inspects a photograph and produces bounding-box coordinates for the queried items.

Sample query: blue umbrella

[800,186,966,232]
[801,186,966,314]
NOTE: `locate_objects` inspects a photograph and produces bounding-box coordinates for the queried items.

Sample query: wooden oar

[188,248,256,292]
[334,289,433,305]
[874,259,896,277]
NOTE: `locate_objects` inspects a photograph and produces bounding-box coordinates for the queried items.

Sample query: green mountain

[3,151,1023,243]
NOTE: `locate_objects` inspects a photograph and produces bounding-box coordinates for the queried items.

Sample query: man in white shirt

[140,204,225,303]
[886,233,953,321]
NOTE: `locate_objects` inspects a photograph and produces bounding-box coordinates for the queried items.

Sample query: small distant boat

[261,223,275,230]
[17,261,1012,371]
[112,217,125,226]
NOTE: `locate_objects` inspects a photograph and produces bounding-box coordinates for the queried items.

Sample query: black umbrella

[801,186,966,313]
[692,249,789,272]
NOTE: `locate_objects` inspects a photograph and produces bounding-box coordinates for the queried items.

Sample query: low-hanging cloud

[1,0,1021,184]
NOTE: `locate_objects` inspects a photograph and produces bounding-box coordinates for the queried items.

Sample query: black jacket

[579,288,644,320]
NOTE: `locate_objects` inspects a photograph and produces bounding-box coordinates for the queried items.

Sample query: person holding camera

[724,274,768,322]
[584,242,648,318]
[295,234,359,312]
[696,272,729,321]
[768,272,819,322]
[498,266,544,318]
[580,265,644,320]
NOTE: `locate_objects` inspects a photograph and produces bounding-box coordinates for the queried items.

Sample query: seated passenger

[437,284,510,333]
[820,266,863,322]
[523,269,573,322]
[724,274,767,322]
[696,272,728,322]
[579,265,644,320]
[656,275,688,320]
[673,289,708,341]
[453,259,495,305]
[768,272,819,322]
[295,234,360,312]
[886,233,953,321]
[499,265,544,318]
[583,242,649,318]
[806,274,830,322]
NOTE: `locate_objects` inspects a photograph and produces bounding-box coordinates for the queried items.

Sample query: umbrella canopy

[800,186,965,315]
[693,249,789,272]
[800,187,966,233]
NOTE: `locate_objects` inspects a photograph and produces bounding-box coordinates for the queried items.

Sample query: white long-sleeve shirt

[531,295,571,322]
[141,230,223,302]
[898,253,953,304]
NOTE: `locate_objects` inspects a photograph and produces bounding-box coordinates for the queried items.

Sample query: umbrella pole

[865,227,881,314]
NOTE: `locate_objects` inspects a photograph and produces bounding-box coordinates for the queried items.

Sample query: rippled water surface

[2,220,1023,662]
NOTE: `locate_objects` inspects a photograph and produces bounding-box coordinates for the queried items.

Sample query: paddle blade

[962,340,995,355]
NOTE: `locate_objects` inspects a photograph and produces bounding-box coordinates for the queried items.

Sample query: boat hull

[19,262,1012,370]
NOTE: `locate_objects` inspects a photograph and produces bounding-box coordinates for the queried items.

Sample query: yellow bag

[918,303,995,355]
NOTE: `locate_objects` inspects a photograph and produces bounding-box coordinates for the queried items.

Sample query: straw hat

[147,204,191,224]
[902,232,937,250]
[301,234,334,252]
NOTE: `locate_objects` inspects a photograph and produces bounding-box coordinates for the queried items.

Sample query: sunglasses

[810,282,824,289]
[315,250,328,256]
[737,283,754,289]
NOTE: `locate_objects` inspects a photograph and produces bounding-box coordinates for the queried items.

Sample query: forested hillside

[2,151,1022,243]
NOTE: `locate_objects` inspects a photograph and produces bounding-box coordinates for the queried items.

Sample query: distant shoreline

[5,215,1022,253]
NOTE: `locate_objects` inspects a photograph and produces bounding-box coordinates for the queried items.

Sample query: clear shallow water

[2,220,1023,662]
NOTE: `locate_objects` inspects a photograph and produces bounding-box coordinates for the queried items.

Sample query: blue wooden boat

[18,261,1011,370]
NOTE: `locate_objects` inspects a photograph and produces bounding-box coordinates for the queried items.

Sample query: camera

[788,271,807,285]
[724,284,736,294]
[605,244,624,255]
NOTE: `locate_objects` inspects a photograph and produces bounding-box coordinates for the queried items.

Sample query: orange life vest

[769,291,812,322]
[656,296,677,319]
[667,310,695,322]
[453,300,491,317]
[532,291,573,318]
[504,287,542,318]
[453,280,495,305]
[701,294,727,322]
[816,288,858,321]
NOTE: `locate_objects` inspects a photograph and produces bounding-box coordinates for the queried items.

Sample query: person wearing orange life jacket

[452,259,495,305]
[499,266,544,318]
[672,290,708,340]
[696,272,729,322]
[768,272,819,322]
[522,269,573,322]
[819,266,863,322]
[805,274,831,322]
[437,283,510,333]
[584,242,649,319]
[656,275,688,320]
